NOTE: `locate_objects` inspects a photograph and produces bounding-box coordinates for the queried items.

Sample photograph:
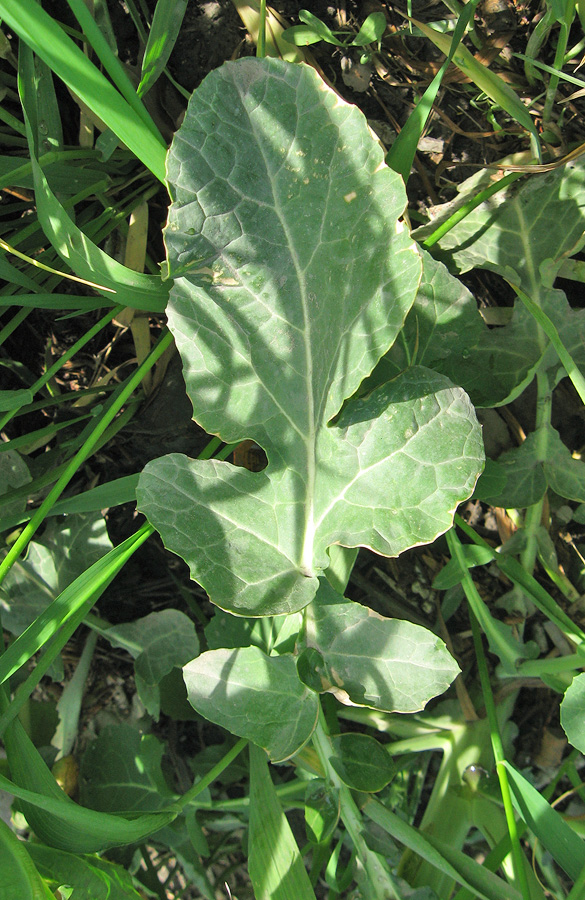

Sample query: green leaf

[183,646,319,762]
[137,57,483,618]
[481,423,585,508]
[81,723,173,813]
[100,610,200,720]
[1,0,166,180]
[298,579,459,712]
[330,733,396,792]
[412,17,540,158]
[0,390,34,412]
[304,778,340,844]
[27,843,144,900]
[248,744,317,900]
[138,0,188,97]
[17,45,169,312]
[297,9,344,45]
[0,819,54,900]
[281,24,326,46]
[0,715,177,853]
[560,671,585,753]
[368,249,546,409]
[365,798,523,900]
[502,760,585,881]
[352,12,387,46]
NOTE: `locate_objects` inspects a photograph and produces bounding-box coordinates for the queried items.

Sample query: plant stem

[469,612,531,900]
[311,705,399,900]
[175,738,248,812]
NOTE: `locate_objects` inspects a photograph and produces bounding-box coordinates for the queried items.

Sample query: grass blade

[502,760,585,881]
[387,0,479,181]
[17,45,168,311]
[248,743,317,900]
[411,16,541,160]
[0,0,167,181]
[138,0,188,97]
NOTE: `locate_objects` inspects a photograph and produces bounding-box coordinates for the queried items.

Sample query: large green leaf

[80,723,173,813]
[367,250,547,409]
[480,422,585,508]
[298,580,459,712]
[183,646,319,762]
[137,58,483,618]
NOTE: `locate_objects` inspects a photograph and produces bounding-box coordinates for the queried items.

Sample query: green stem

[421,172,524,248]
[311,705,399,900]
[174,738,248,812]
[257,0,267,58]
[468,613,531,900]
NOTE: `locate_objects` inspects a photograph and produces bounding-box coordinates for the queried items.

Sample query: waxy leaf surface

[298,580,460,712]
[138,58,483,616]
[183,646,319,761]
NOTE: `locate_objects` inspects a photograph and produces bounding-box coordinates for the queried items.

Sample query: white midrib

[252,127,317,579]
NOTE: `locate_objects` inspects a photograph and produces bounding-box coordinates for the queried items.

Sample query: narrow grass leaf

[17,47,168,312]
[365,799,522,900]
[138,0,188,97]
[0,525,152,687]
[248,744,317,900]
[0,819,54,900]
[64,0,163,140]
[387,0,479,180]
[0,0,167,180]
[411,17,541,159]
[502,760,585,880]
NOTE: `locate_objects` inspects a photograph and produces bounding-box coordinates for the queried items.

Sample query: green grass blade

[0,524,152,690]
[0,0,167,181]
[387,0,479,181]
[65,0,163,139]
[0,717,178,852]
[248,743,317,900]
[17,46,168,312]
[412,16,541,160]
[138,0,188,97]
[0,330,173,587]
[364,799,522,900]
[502,760,585,881]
